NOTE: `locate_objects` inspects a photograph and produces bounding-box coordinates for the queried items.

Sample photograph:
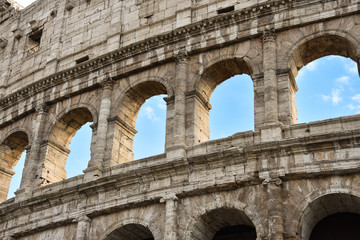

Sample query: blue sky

[7,1,360,199]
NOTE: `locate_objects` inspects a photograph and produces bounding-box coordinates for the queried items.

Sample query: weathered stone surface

[1,0,360,239]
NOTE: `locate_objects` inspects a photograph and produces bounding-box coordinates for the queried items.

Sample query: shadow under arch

[41,107,94,184]
[290,191,360,240]
[103,223,154,240]
[288,32,360,74]
[188,57,255,145]
[108,80,169,165]
[189,207,257,240]
[195,58,254,101]
[0,131,29,202]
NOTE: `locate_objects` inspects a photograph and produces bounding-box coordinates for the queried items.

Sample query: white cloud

[352,94,360,103]
[326,55,343,60]
[305,61,318,71]
[335,76,350,85]
[155,97,166,110]
[144,106,159,121]
[345,61,358,75]
[321,94,331,102]
[331,88,342,105]
[348,104,356,110]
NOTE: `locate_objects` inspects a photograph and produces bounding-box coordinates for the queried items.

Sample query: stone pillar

[166,50,188,158]
[75,215,91,240]
[277,69,298,125]
[16,103,48,200]
[84,78,114,180]
[185,90,211,146]
[262,28,278,124]
[263,175,284,240]
[160,194,178,240]
[252,73,265,131]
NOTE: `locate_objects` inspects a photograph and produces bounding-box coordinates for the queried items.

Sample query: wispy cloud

[144,106,160,121]
[335,76,350,85]
[331,88,343,105]
[321,94,331,102]
[326,55,343,60]
[345,61,358,75]
[352,94,360,103]
[348,104,356,111]
[155,97,166,110]
[322,88,343,105]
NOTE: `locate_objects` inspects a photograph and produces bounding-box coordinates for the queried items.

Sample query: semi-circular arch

[288,188,360,240]
[183,194,266,240]
[286,31,360,78]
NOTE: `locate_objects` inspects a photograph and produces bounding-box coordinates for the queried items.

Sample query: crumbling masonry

[1,0,360,239]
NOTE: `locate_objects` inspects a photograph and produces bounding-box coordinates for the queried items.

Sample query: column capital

[262,28,276,43]
[160,193,178,203]
[173,49,189,64]
[35,103,49,114]
[100,77,115,90]
[262,177,282,186]
[77,215,91,223]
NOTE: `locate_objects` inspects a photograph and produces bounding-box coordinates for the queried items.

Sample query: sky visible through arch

[6,1,360,199]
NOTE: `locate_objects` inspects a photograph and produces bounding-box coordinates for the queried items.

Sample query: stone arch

[187,56,256,145]
[108,79,170,165]
[111,76,174,118]
[287,31,360,79]
[99,212,164,240]
[184,196,266,240]
[51,103,99,127]
[282,31,360,124]
[193,56,255,101]
[0,126,32,146]
[288,188,360,240]
[41,107,94,184]
[0,130,29,202]
[100,217,159,240]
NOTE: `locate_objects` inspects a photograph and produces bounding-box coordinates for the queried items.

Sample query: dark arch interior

[0,131,28,169]
[191,208,257,240]
[213,225,256,240]
[117,81,168,128]
[112,81,168,163]
[104,224,154,240]
[290,35,358,78]
[310,212,360,240]
[49,107,93,148]
[198,58,253,102]
[0,131,29,202]
[42,108,93,184]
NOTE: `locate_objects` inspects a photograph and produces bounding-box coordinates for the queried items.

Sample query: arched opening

[288,34,359,124]
[295,55,360,122]
[110,81,167,164]
[190,208,257,240]
[133,94,167,159]
[309,212,360,240]
[104,224,154,240]
[0,131,29,202]
[42,108,93,184]
[189,58,254,145]
[300,193,360,240]
[209,74,254,139]
[65,122,93,178]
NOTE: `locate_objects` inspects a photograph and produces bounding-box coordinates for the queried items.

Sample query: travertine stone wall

[1,0,360,239]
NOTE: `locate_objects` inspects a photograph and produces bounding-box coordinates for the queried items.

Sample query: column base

[83,165,103,182]
[259,122,284,142]
[14,187,32,203]
[165,144,187,160]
